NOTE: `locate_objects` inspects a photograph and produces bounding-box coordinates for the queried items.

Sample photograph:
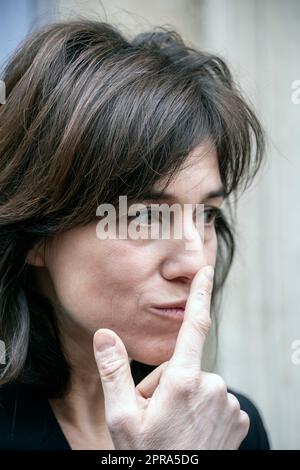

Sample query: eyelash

[129,206,221,226]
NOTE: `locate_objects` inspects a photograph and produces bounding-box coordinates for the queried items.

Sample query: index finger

[167,265,214,372]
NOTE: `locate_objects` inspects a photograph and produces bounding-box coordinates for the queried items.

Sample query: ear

[25,240,46,267]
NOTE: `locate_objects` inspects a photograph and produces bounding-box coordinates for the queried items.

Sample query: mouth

[149,300,187,321]
[152,300,187,310]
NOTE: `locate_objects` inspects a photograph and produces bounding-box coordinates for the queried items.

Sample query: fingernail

[95,332,116,353]
[203,265,214,281]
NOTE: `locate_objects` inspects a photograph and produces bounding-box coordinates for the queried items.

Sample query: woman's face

[27,141,225,366]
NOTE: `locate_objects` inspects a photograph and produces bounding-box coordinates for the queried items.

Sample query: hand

[93,265,250,450]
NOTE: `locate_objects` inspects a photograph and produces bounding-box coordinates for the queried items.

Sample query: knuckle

[168,368,201,397]
[239,410,250,435]
[98,356,126,383]
[107,410,135,432]
[207,373,228,398]
[227,393,241,415]
[175,378,201,398]
[190,314,212,337]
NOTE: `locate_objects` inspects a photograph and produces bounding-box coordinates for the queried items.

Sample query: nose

[161,219,211,283]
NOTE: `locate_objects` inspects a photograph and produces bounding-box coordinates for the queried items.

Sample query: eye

[203,207,221,226]
[129,207,161,226]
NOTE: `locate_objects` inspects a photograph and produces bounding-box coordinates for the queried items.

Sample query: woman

[0,19,270,450]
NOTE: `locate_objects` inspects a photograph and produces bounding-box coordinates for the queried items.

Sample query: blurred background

[0,0,299,450]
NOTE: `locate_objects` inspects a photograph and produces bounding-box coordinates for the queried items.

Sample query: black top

[0,380,270,450]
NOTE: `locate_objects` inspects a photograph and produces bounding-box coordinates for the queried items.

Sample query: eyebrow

[140,185,226,202]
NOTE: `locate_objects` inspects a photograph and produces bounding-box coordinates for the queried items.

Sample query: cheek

[47,238,157,333]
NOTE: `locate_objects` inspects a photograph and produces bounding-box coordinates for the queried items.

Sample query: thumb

[93,328,139,424]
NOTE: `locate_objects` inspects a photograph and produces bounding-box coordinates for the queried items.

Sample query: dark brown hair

[0,19,265,398]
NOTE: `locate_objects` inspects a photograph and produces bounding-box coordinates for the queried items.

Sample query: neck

[48,320,132,449]
[48,333,114,449]
[50,366,106,428]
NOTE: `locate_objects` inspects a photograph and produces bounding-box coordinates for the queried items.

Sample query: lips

[149,302,186,321]
[152,300,187,310]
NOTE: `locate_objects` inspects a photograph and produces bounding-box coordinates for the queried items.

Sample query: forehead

[153,141,221,200]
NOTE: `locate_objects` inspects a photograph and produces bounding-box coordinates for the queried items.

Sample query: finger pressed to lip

[166,266,214,371]
[187,266,214,310]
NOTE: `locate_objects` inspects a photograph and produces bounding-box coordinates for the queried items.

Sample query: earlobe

[25,240,46,267]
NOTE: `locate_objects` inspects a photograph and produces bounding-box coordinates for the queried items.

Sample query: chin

[130,348,174,367]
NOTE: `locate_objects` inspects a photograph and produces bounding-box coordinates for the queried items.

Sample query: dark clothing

[0,379,270,450]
